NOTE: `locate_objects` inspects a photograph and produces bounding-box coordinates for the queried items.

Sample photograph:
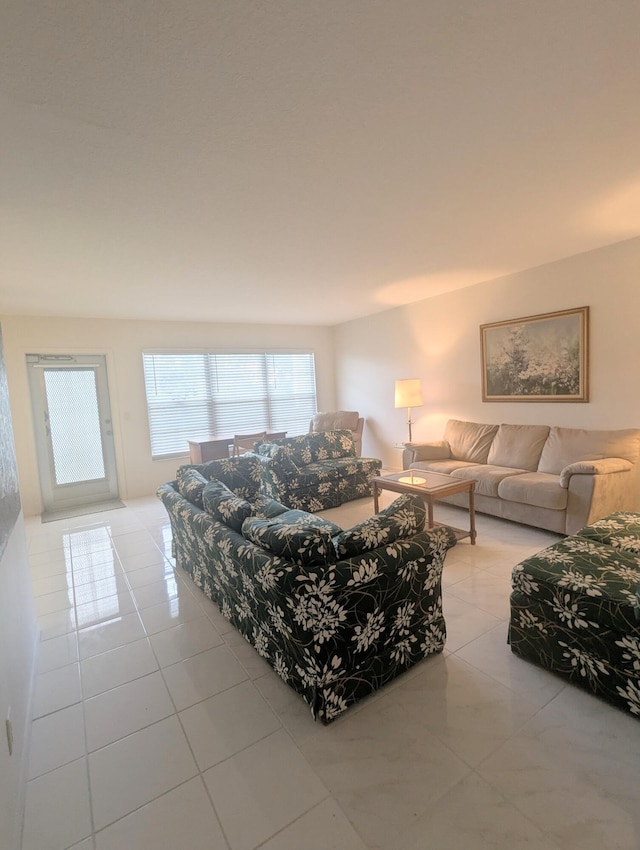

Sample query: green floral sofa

[157,454,456,724]
[509,511,640,717]
[251,429,382,512]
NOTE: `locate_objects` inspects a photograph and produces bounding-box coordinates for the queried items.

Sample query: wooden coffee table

[372,470,477,544]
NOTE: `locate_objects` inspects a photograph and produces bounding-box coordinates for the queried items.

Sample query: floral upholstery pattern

[509,512,640,717]
[157,475,457,723]
[242,510,341,566]
[253,429,382,511]
[333,493,426,558]
[576,511,640,556]
[202,480,253,532]
[176,467,209,508]
[188,455,262,500]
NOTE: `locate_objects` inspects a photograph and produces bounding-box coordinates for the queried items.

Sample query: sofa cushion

[175,467,209,508]
[498,472,568,511]
[332,494,426,558]
[255,435,310,467]
[537,426,640,475]
[311,411,359,432]
[451,465,528,498]
[249,495,291,519]
[487,424,550,471]
[255,443,300,476]
[242,510,340,565]
[444,419,499,463]
[202,480,253,532]
[307,429,357,462]
[198,455,261,500]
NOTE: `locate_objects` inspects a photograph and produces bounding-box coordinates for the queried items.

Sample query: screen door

[27,354,120,513]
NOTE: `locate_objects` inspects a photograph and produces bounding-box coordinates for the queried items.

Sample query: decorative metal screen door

[27,354,120,513]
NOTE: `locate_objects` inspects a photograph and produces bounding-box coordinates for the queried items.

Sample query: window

[142,350,317,459]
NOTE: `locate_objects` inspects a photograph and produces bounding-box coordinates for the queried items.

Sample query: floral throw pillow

[242,510,340,566]
[332,493,427,559]
[175,467,209,508]
[202,480,253,532]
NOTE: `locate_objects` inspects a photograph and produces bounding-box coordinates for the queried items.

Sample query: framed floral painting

[480,306,589,402]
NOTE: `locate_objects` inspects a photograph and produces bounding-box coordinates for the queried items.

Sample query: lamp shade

[394,379,423,409]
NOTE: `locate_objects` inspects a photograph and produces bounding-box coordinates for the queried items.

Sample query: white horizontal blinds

[210,353,269,435]
[142,351,317,459]
[143,354,213,457]
[267,353,317,435]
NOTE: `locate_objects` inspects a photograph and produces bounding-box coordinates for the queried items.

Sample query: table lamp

[394,378,423,443]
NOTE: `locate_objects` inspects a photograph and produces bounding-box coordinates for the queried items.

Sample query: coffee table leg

[427,500,434,529]
[469,486,477,544]
[373,482,379,513]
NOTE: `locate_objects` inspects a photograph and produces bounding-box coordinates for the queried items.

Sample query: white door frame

[27,353,120,513]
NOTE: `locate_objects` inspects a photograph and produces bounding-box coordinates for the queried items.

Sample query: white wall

[335,236,640,470]
[0,518,37,850]
[0,317,336,517]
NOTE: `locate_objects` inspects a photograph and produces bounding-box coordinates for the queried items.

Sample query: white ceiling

[2,1,640,327]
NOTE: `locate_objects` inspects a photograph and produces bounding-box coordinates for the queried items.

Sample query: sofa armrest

[402,440,450,469]
[559,457,633,488]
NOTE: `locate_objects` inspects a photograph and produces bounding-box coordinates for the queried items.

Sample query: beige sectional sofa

[402,419,640,535]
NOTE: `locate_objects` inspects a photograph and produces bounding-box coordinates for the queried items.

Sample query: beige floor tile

[299,699,471,850]
[85,671,175,750]
[149,616,224,667]
[180,680,281,770]
[28,703,86,779]
[397,772,559,850]
[138,594,203,636]
[22,758,92,850]
[130,574,187,610]
[80,636,159,698]
[94,777,228,850]
[163,644,248,711]
[75,590,137,631]
[89,715,198,830]
[77,610,146,659]
[30,571,74,598]
[32,662,82,719]
[203,729,328,850]
[37,631,79,674]
[259,797,367,850]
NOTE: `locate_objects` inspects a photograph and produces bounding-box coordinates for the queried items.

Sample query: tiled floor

[21,494,640,850]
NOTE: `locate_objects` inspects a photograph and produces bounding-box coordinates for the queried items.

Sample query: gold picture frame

[480,306,589,402]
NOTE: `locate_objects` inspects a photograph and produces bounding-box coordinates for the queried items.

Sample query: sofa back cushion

[256,430,356,467]
[198,455,261,500]
[242,510,340,565]
[307,429,356,461]
[332,494,427,559]
[202,480,253,532]
[537,427,640,475]
[311,411,359,432]
[444,420,499,463]
[254,443,300,476]
[487,424,551,471]
[255,435,309,467]
[175,467,209,507]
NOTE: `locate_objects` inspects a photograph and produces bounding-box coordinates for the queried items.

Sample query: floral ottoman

[508,512,640,717]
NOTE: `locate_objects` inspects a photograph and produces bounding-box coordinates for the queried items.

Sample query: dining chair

[232,431,268,457]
